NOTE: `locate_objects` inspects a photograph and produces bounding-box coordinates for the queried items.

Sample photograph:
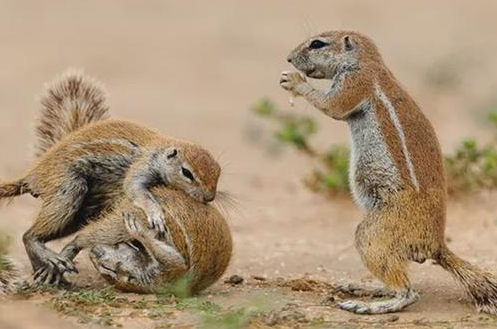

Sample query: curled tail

[438,246,497,314]
[36,69,110,156]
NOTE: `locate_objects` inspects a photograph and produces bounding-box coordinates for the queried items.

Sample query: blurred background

[1,1,497,328]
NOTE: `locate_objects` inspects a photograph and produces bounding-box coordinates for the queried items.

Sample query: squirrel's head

[287,31,383,80]
[159,144,221,204]
[90,242,159,292]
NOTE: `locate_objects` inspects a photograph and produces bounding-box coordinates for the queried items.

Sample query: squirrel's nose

[203,193,215,203]
[287,52,297,63]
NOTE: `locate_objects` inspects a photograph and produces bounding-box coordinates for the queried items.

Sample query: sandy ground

[1,1,497,328]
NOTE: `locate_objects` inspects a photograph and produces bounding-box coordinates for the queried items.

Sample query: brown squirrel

[0,70,221,286]
[280,30,497,314]
[61,187,232,294]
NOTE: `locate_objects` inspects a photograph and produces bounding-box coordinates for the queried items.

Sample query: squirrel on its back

[281,30,497,315]
[0,70,227,290]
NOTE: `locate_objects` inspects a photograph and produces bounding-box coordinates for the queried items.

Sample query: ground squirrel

[0,70,221,286]
[280,31,497,314]
[60,187,232,294]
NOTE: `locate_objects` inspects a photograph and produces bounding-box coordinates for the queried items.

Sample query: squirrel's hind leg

[333,282,395,298]
[337,211,420,314]
[23,178,88,285]
[338,288,419,314]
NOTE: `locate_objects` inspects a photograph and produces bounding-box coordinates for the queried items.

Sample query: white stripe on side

[168,214,196,277]
[374,83,419,191]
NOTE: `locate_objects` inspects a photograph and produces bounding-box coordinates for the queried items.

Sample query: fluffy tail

[0,256,22,295]
[0,179,29,202]
[0,181,28,286]
[0,235,22,295]
[35,69,110,156]
[438,246,497,314]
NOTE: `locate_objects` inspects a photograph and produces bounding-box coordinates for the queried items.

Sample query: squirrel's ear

[343,35,354,51]
[166,148,178,159]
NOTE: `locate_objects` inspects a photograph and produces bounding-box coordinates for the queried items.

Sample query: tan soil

[1,1,497,328]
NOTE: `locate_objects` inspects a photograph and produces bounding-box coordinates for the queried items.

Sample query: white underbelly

[347,102,401,210]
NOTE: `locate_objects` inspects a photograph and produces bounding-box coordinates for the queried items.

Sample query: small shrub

[251,98,349,196]
[445,138,497,194]
[251,97,497,196]
[252,98,318,155]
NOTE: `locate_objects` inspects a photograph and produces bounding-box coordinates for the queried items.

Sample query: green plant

[252,98,318,154]
[252,97,497,196]
[48,287,124,327]
[51,286,118,306]
[445,138,497,194]
[251,98,349,196]
[156,275,193,300]
[199,307,258,329]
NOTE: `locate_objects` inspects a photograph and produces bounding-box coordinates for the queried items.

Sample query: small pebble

[320,295,335,305]
[386,315,399,322]
[224,275,244,285]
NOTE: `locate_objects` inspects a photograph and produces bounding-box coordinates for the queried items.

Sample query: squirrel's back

[154,188,233,293]
[35,69,110,156]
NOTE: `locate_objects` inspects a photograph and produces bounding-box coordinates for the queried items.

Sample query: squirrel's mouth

[291,60,325,79]
[304,68,325,79]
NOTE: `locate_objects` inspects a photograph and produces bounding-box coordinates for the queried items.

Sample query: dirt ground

[2,1,497,328]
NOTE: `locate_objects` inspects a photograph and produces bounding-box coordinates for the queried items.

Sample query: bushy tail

[35,69,110,156]
[438,246,497,314]
[0,256,22,295]
[0,235,22,295]
[0,179,29,202]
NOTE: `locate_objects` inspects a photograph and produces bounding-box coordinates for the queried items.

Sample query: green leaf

[251,98,275,117]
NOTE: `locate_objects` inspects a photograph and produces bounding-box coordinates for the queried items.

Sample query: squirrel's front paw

[123,211,174,245]
[123,212,149,235]
[280,71,307,95]
[143,208,167,236]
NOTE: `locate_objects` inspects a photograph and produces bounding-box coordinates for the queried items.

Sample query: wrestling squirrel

[280,31,497,315]
[0,70,221,286]
[61,187,232,294]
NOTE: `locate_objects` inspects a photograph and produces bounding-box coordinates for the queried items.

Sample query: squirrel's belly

[347,103,402,210]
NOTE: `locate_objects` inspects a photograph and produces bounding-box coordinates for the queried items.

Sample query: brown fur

[61,187,232,294]
[282,30,497,314]
[0,70,222,285]
[36,69,110,156]
[0,256,23,295]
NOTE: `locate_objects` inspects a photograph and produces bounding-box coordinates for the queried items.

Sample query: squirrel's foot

[333,282,395,298]
[32,250,78,286]
[33,264,72,287]
[337,289,419,314]
[123,211,174,246]
[410,251,427,264]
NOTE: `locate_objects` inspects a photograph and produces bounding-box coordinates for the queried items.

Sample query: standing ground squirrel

[0,70,221,286]
[280,30,497,315]
[61,187,232,294]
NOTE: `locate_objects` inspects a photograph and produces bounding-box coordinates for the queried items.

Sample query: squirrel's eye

[167,149,178,159]
[181,167,195,181]
[309,40,328,50]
